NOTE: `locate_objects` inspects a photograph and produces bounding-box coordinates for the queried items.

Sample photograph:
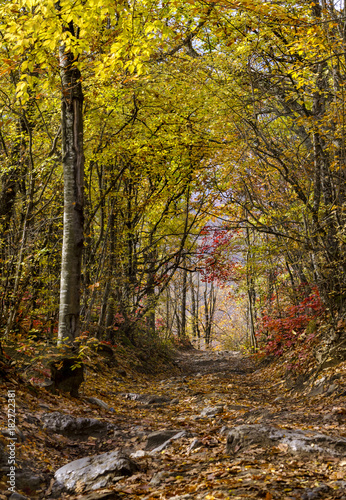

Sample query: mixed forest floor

[0,347,346,500]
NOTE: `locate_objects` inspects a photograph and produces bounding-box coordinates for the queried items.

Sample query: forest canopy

[0,0,345,365]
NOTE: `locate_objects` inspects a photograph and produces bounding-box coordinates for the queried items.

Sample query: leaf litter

[0,348,345,499]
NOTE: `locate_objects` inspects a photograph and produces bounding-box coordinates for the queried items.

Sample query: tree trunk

[180,261,188,338]
[245,226,257,352]
[57,44,84,344]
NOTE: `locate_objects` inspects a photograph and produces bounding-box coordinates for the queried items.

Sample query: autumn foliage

[259,288,325,358]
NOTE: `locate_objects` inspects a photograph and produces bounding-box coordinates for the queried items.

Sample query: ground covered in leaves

[0,347,346,499]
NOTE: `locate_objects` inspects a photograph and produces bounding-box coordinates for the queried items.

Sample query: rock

[241,407,272,423]
[168,495,192,500]
[39,403,50,410]
[41,412,114,440]
[149,471,169,486]
[145,429,188,452]
[94,343,115,359]
[130,450,147,458]
[87,397,109,410]
[9,494,29,500]
[24,414,40,425]
[30,378,54,389]
[199,406,224,418]
[301,484,331,500]
[49,358,84,397]
[1,426,24,442]
[226,424,346,457]
[53,450,139,495]
[124,393,171,405]
[309,383,326,396]
[220,426,230,436]
[16,469,46,494]
[326,383,338,395]
[189,438,203,452]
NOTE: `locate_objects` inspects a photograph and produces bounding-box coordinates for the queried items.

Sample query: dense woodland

[0,0,346,367]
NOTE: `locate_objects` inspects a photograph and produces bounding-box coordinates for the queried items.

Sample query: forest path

[173,348,255,375]
[3,348,345,499]
[71,348,344,499]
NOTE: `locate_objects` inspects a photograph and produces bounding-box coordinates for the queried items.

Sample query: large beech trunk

[58,46,84,344]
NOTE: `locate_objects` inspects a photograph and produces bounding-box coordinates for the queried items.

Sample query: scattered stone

[309,383,326,396]
[199,406,224,418]
[220,426,230,436]
[130,450,147,459]
[94,343,115,360]
[53,450,139,495]
[226,424,346,457]
[149,471,169,486]
[41,412,114,440]
[189,438,203,452]
[87,397,109,410]
[325,383,338,396]
[124,393,171,405]
[16,469,46,494]
[145,429,189,453]
[0,426,24,441]
[39,403,50,410]
[9,493,29,500]
[241,407,272,423]
[168,495,192,500]
[30,378,54,389]
[24,414,40,426]
[301,484,331,500]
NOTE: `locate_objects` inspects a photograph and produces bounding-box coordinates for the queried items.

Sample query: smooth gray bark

[58,45,84,344]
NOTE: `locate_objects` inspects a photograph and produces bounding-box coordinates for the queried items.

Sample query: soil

[0,347,345,500]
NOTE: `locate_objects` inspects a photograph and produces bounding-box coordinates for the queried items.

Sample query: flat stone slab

[41,412,114,440]
[53,450,139,495]
[124,393,171,405]
[145,429,190,453]
[226,424,346,457]
[200,406,224,418]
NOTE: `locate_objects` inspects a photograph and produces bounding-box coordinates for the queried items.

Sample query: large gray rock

[226,424,346,457]
[41,412,114,440]
[53,450,139,495]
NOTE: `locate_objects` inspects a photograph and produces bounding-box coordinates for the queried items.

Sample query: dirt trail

[1,348,345,500]
[77,348,345,500]
[174,349,255,375]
